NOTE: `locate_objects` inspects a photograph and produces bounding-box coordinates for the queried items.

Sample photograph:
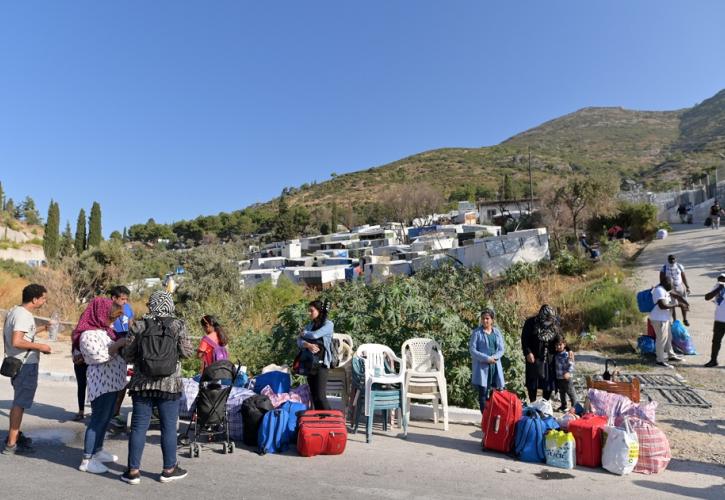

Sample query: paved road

[1,380,723,499]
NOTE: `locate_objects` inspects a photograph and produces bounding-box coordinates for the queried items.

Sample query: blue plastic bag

[638,335,656,355]
[671,320,697,355]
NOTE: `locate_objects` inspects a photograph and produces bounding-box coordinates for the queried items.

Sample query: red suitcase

[568,413,608,467]
[481,390,522,453]
[297,410,347,457]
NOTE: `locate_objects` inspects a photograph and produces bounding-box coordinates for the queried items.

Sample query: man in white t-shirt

[648,276,685,368]
[2,284,51,455]
[704,273,725,368]
[659,254,691,325]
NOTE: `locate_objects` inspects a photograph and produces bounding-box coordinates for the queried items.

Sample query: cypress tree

[0,181,4,211]
[21,196,41,225]
[5,198,15,217]
[43,200,60,260]
[88,201,102,247]
[330,202,339,233]
[59,221,75,257]
[75,208,87,255]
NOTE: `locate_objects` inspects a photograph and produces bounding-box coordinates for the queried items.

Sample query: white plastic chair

[325,333,354,412]
[355,344,406,420]
[402,338,449,430]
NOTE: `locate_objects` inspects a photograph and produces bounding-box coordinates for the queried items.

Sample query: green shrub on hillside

[554,250,591,276]
[0,259,33,278]
[503,261,541,285]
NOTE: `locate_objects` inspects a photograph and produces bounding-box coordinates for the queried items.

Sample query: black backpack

[137,317,178,378]
[241,395,274,447]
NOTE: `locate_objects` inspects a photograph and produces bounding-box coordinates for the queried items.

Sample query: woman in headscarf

[75,297,127,474]
[121,291,194,485]
[469,308,505,413]
[521,304,561,402]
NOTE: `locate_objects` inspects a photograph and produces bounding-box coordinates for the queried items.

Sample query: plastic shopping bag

[602,418,640,475]
[544,430,576,469]
[671,320,697,355]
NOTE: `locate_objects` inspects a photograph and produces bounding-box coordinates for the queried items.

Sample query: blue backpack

[514,407,560,463]
[257,401,306,455]
[636,288,655,313]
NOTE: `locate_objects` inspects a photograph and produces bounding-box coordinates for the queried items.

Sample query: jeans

[711,321,725,362]
[83,390,119,457]
[307,367,330,410]
[127,395,180,470]
[74,363,88,413]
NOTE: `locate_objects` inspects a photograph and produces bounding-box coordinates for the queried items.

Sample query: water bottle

[48,311,60,342]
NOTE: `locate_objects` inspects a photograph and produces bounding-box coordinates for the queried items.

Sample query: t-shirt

[649,285,672,322]
[112,303,134,334]
[3,306,40,364]
[711,285,725,323]
[711,205,721,216]
[661,263,685,288]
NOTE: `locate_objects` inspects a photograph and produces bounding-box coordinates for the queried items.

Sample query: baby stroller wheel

[228,442,235,454]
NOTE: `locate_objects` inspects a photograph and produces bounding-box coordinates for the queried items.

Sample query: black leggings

[74,362,88,413]
[307,367,330,410]
[711,321,725,362]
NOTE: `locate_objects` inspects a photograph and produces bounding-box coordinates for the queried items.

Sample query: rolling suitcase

[297,409,347,457]
[481,389,522,453]
[568,413,608,467]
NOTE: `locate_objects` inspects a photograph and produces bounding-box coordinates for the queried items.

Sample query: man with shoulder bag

[2,284,52,455]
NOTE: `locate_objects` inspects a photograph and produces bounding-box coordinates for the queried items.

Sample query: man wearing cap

[659,254,691,326]
[703,273,725,367]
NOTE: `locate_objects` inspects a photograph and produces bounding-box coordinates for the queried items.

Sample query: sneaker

[704,360,719,368]
[93,449,118,463]
[2,440,35,455]
[556,406,568,412]
[160,465,188,483]
[669,355,684,362]
[79,458,109,474]
[656,361,674,369]
[121,469,141,485]
[683,320,690,326]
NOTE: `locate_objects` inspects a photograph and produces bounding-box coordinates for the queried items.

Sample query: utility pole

[528,147,534,213]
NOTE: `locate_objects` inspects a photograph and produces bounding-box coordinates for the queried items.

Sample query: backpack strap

[202,335,218,349]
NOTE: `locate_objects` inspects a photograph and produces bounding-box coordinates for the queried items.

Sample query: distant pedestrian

[649,276,686,369]
[677,204,687,223]
[2,284,51,455]
[469,308,505,413]
[554,336,577,412]
[196,315,229,374]
[121,291,193,485]
[521,305,561,402]
[703,273,725,368]
[659,254,691,325]
[77,298,127,474]
[109,285,134,429]
[710,201,723,229]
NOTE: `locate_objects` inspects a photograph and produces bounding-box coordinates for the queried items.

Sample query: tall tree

[43,200,60,260]
[5,198,15,218]
[499,174,515,200]
[272,194,294,241]
[87,201,102,247]
[75,208,87,255]
[0,181,4,211]
[59,221,75,257]
[553,174,619,236]
[122,227,128,241]
[21,196,41,225]
[330,202,339,233]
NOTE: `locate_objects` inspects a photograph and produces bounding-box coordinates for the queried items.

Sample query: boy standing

[554,336,577,412]
[2,284,51,455]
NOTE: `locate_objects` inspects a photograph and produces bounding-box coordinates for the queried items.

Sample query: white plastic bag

[544,430,576,469]
[602,418,640,475]
[530,398,554,417]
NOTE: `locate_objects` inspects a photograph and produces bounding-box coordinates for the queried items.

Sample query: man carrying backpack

[704,273,725,368]
[649,277,687,369]
[121,291,193,485]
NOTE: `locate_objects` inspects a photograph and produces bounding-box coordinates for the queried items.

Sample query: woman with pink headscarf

[73,297,127,475]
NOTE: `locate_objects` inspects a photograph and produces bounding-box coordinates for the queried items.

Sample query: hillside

[128,88,725,238]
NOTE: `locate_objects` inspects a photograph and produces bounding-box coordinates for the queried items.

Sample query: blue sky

[1,0,724,235]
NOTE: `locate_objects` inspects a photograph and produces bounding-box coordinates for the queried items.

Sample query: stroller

[180,360,241,457]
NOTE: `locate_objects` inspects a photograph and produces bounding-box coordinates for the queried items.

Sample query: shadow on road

[659,418,725,437]
[0,399,76,424]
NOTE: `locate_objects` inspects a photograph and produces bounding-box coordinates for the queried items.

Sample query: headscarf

[534,304,560,343]
[147,291,175,318]
[71,297,116,350]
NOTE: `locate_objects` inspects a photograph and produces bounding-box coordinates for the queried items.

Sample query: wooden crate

[586,376,640,403]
